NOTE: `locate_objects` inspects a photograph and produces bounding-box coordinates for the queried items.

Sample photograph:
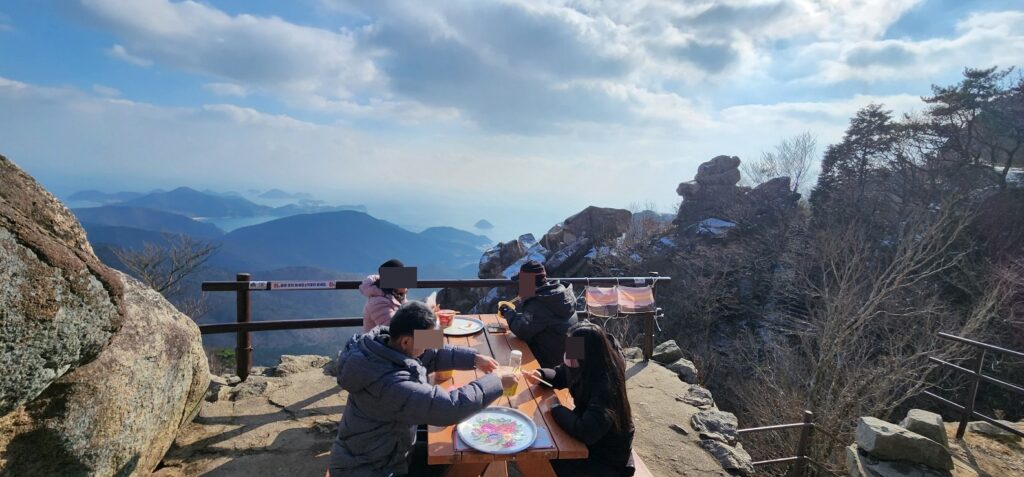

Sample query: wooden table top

[426,314,588,465]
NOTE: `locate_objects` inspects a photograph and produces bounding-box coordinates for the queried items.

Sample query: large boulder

[651,340,684,364]
[541,206,630,250]
[691,409,739,445]
[856,417,953,471]
[0,273,209,476]
[695,155,741,186]
[699,440,753,475]
[0,155,124,415]
[847,444,958,477]
[900,409,949,448]
[666,358,699,384]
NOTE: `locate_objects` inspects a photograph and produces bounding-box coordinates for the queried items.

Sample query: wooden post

[643,313,654,361]
[790,410,814,477]
[236,272,252,381]
[956,349,986,439]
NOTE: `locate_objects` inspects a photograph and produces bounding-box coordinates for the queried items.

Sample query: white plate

[456,407,538,454]
[443,316,484,336]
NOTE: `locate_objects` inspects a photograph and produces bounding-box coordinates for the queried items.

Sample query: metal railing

[924,332,1024,439]
[200,272,670,380]
[737,410,840,477]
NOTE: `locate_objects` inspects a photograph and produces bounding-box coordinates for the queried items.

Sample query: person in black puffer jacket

[499,260,578,369]
[527,321,636,477]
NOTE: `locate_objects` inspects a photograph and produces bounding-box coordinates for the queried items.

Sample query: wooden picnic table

[427,314,588,477]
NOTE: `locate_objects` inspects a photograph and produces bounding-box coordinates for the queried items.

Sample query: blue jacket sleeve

[419,345,478,373]
[387,373,505,425]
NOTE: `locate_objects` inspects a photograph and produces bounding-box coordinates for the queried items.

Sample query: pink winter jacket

[360,274,405,332]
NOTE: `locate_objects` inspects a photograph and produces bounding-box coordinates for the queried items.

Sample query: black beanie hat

[520,260,545,274]
[380,258,405,269]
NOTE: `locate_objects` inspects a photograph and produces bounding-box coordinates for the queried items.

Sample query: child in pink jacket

[361,259,408,332]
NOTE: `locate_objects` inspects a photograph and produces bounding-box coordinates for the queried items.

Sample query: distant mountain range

[68,190,145,204]
[475,219,494,230]
[74,206,224,238]
[78,205,485,278]
[68,186,366,218]
[259,189,312,200]
[419,226,493,250]
[215,211,481,277]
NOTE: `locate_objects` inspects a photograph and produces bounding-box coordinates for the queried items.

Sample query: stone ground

[155,357,730,476]
[945,421,1024,477]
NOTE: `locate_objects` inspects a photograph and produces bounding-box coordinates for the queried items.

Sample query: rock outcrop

[0,155,209,476]
[856,416,953,471]
[900,409,949,449]
[438,205,634,313]
[674,155,799,237]
[0,154,124,415]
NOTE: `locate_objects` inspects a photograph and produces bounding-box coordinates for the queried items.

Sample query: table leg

[482,462,509,477]
[515,455,557,477]
[443,463,489,477]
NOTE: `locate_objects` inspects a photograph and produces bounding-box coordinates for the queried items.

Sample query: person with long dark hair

[526,321,635,477]
[360,258,408,332]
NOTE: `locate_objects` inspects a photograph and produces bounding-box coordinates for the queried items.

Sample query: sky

[1,0,1023,241]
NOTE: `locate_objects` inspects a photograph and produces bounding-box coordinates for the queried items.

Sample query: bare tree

[114,233,219,320]
[737,206,1009,473]
[742,132,818,194]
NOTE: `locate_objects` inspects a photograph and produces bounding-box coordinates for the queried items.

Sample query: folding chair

[581,283,663,360]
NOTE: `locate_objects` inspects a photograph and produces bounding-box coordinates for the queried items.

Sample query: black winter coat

[504,280,579,368]
[539,365,635,477]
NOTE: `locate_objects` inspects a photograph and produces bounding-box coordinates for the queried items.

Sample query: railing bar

[937,332,1024,359]
[924,391,1024,438]
[751,456,801,466]
[737,422,809,434]
[200,317,364,334]
[201,276,672,292]
[928,357,1024,396]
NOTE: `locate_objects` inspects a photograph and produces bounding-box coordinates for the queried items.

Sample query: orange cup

[437,309,457,329]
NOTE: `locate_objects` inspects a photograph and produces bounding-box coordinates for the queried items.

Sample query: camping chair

[582,281,664,360]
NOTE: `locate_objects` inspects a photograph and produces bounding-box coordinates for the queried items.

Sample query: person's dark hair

[376,258,407,300]
[388,302,436,339]
[566,321,632,433]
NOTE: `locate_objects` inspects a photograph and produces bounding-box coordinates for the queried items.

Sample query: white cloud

[803,10,1024,84]
[107,44,152,66]
[73,0,941,134]
[92,84,120,97]
[0,13,12,32]
[203,82,249,97]
[80,0,378,99]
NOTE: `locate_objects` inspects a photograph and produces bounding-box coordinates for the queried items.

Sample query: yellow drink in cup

[503,350,523,397]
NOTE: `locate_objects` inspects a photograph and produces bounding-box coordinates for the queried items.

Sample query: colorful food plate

[456,407,538,454]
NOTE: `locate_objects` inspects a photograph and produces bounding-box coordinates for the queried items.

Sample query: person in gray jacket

[330,302,517,477]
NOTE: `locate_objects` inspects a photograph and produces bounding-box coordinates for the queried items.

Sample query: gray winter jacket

[329,327,505,477]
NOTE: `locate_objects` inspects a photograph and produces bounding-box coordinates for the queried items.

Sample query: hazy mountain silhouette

[122,187,275,218]
[419,226,492,249]
[215,211,480,277]
[74,206,224,238]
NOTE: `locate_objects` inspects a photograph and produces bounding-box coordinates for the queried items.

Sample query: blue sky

[1,0,1023,240]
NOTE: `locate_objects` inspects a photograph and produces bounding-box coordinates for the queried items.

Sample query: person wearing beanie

[360,258,409,332]
[330,302,517,477]
[498,260,579,368]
